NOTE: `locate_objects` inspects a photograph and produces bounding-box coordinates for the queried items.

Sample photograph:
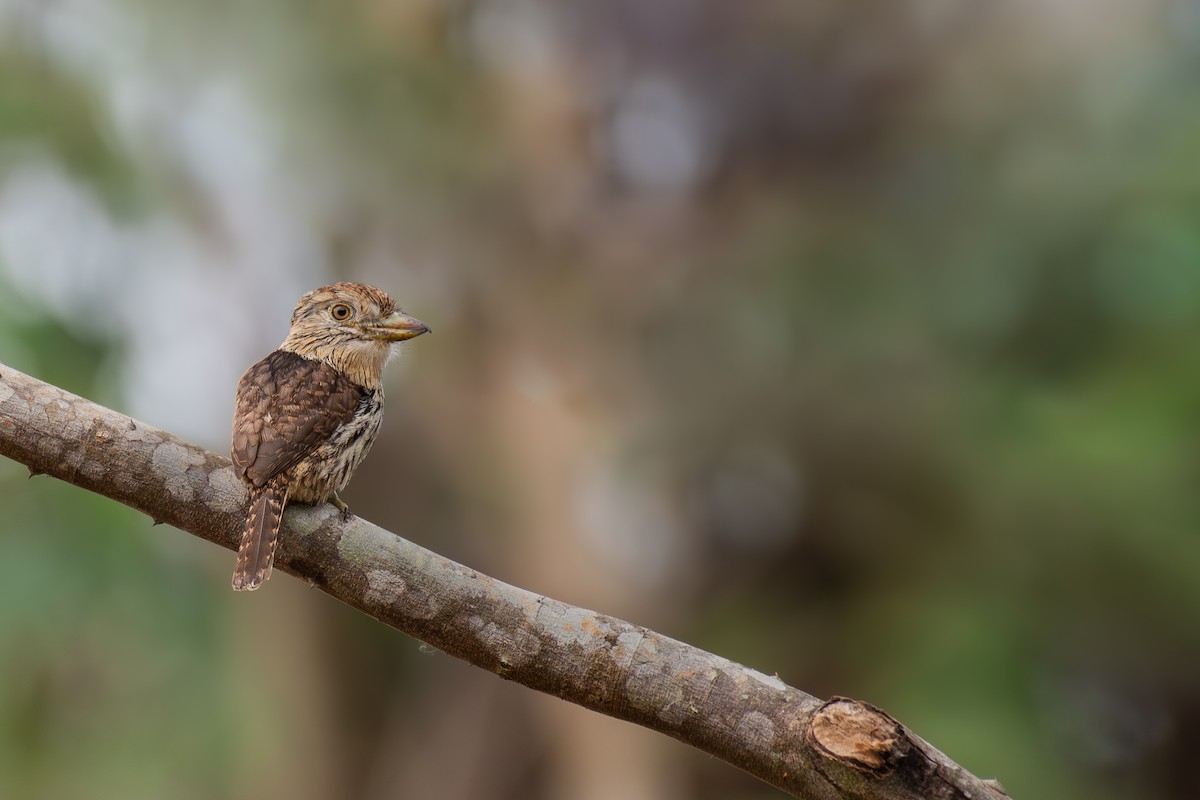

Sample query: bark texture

[0,361,1012,800]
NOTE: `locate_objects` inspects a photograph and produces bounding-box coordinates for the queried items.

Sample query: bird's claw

[331,494,354,522]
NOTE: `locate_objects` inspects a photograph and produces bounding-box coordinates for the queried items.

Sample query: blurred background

[0,1,1198,798]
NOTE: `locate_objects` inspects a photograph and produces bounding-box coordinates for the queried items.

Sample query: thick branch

[0,361,1011,800]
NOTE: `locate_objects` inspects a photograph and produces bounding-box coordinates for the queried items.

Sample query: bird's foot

[331,493,355,522]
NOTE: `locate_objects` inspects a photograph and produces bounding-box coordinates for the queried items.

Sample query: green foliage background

[0,2,1198,799]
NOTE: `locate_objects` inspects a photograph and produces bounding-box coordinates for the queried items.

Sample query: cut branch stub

[811,697,903,771]
[809,698,1011,800]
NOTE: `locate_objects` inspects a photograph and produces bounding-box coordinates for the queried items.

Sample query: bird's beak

[370,310,431,342]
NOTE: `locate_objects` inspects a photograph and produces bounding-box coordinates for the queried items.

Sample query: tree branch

[0,361,1011,800]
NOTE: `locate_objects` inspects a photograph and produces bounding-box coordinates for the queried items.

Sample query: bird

[229,282,429,591]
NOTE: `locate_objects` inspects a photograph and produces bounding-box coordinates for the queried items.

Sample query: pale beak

[371,310,431,342]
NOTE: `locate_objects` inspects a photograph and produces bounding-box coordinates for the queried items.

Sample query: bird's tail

[232,479,288,591]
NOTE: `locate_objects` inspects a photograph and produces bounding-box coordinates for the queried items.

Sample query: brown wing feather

[231,349,364,488]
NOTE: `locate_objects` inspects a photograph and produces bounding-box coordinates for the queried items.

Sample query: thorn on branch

[27,465,42,479]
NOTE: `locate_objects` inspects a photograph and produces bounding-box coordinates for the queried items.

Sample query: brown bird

[230,282,429,591]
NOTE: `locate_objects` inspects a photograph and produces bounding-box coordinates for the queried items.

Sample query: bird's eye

[331,303,353,321]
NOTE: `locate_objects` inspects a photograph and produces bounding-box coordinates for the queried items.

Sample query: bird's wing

[231,349,365,488]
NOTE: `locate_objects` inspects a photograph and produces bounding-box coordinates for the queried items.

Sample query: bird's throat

[279,336,390,390]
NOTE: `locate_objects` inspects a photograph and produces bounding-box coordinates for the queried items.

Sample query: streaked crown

[291,282,396,327]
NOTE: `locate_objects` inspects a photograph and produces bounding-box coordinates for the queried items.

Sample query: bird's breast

[288,390,385,503]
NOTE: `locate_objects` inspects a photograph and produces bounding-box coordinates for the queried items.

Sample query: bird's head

[280,282,429,388]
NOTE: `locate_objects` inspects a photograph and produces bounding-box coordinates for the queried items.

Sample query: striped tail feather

[232,478,288,591]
